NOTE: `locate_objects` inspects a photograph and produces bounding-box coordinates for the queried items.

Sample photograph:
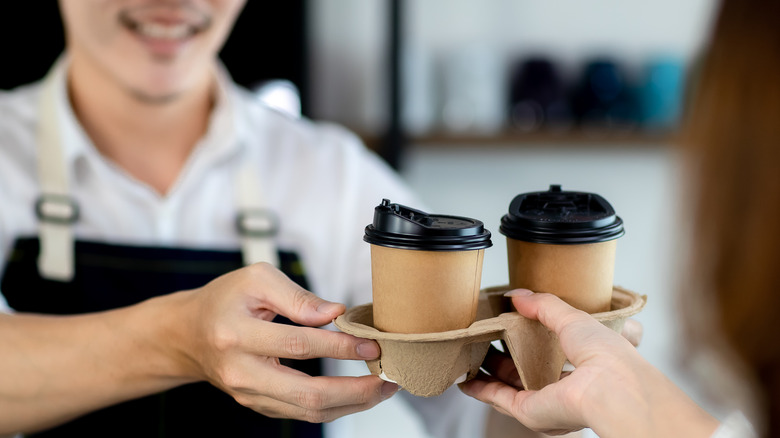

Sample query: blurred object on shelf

[393,50,689,144]
[438,47,506,135]
[507,57,574,133]
[637,56,686,132]
[571,58,640,132]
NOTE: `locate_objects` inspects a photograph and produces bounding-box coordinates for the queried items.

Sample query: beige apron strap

[36,61,77,281]
[36,58,276,277]
[235,164,279,268]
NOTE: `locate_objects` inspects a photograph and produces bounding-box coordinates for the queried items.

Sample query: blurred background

[308,0,717,166]
[311,2,723,437]
[0,1,724,437]
[310,2,724,437]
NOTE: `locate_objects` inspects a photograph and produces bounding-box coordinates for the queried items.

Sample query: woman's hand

[620,318,643,348]
[177,262,398,423]
[459,289,719,438]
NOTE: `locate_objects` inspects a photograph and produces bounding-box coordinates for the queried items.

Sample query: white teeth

[137,22,190,40]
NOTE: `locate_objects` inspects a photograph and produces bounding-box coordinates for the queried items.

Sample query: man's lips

[130,21,193,40]
[118,5,212,41]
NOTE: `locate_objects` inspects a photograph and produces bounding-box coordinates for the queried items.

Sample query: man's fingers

[263,372,398,414]
[240,321,380,360]
[248,263,346,326]
[251,379,398,423]
[280,396,396,423]
[220,357,398,421]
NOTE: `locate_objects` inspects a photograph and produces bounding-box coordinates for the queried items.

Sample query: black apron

[1,236,323,438]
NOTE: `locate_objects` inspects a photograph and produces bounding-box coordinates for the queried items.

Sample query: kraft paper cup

[364,199,492,334]
[506,239,616,313]
[370,245,485,333]
[500,185,625,313]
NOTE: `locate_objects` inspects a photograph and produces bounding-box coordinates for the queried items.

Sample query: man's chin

[126,87,182,105]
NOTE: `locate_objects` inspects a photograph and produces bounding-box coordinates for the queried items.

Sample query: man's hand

[178,263,398,422]
[0,263,396,435]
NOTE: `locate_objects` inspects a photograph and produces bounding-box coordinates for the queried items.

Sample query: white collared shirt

[0,58,421,313]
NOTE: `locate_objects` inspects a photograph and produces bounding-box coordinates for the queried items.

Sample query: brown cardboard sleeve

[370,245,485,333]
[506,238,617,313]
[335,285,646,397]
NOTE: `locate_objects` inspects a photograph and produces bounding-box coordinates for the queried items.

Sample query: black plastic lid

[364,199,493,251]
[499,185,624,244]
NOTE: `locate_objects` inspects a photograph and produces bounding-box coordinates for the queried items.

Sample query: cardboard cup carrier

[335,192,645,397]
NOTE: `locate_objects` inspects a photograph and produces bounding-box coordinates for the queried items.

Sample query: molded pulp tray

[334,285,646,397]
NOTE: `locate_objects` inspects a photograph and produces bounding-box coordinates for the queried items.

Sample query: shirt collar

[41,55,245,170]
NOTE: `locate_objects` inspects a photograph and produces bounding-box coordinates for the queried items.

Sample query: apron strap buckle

[35,194,80,225]
[236,209,280,268]
[236,209,279,238]
[35,194,78,281]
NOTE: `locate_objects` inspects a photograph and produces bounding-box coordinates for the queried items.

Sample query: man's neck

[66,54,215,196]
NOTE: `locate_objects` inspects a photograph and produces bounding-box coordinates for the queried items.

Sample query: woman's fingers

[621,318,644,347]
[463,372,586,433]
[505,290,633,365]
[481,345,524,389]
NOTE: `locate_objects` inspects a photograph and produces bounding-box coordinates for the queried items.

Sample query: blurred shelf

[358,128,679,152]
[412,129,677,146]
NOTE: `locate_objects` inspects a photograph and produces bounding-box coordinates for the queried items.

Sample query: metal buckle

[236,209,279,238]
[35,194,80,225]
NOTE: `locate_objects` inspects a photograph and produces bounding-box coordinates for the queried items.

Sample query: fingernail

[317,301,343,315]
[381,381,399,399]
[504,289,534,297]
[357,341,380,359]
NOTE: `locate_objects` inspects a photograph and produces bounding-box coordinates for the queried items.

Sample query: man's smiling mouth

[131,21,193,40]
[118,4,212,41]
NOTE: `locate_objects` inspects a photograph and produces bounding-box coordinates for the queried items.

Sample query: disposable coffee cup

[499,185,625,313]
[364,199,493,333]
